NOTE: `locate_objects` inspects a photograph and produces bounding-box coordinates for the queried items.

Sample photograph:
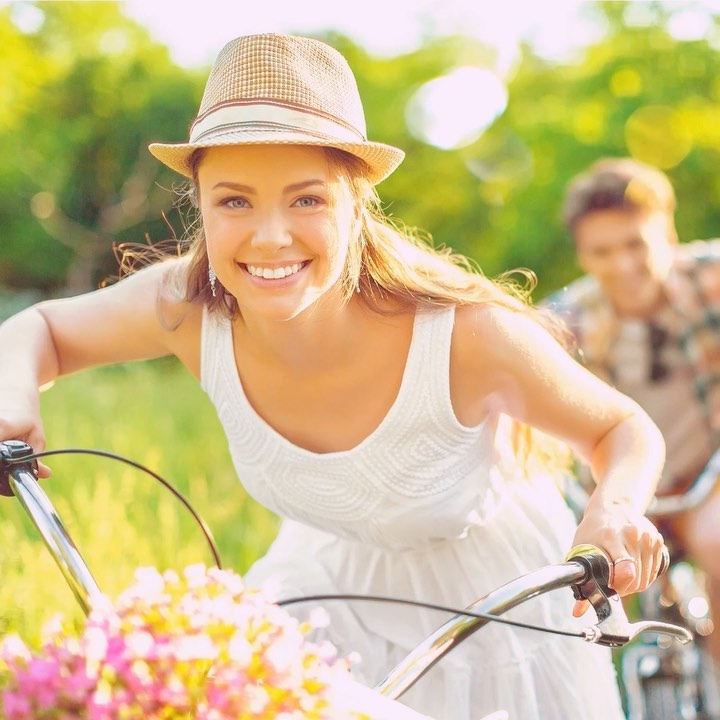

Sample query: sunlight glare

[118,0,595,68]
[405,67,508,150]
[666,5,714,41]
[8,1,44,34]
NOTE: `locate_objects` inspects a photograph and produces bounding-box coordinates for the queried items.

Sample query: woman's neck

[234,295,376,373]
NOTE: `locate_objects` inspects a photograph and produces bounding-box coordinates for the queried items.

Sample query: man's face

[574,207,677,317]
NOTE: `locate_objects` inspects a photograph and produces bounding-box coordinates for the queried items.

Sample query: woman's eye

[222,197,249,209]
[294,196,320,208]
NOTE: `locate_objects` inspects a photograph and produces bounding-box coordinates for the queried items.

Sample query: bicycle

[0,439,692,719]
[618,447,720,720]
[562,446,720,720]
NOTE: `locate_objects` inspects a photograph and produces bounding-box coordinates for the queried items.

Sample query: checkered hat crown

[149,33,404,184]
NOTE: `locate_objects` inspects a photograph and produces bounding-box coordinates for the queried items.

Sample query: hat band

[189,103,366,145]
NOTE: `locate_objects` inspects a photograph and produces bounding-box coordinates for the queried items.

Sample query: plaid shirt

[546,240,720,446]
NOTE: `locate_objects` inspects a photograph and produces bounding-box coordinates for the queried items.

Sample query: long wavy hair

[178,148,545,317]
[120,146,574,477]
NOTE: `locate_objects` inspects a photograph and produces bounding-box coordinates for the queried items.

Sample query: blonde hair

[182,147,545,315]
[124,146,573,477]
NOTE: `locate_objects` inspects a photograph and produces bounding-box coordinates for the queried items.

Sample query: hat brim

[148,130,405,185]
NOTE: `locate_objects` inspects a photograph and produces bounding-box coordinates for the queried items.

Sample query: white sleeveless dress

[200,305,626,720]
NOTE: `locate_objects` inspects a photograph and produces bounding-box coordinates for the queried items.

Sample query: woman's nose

[251,211,292,253]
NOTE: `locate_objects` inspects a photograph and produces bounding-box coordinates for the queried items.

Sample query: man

[548,157,720,663]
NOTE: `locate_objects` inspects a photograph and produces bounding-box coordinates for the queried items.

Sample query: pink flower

[16,658,61,709]
[1,691,31,719]
[0,564,365,719]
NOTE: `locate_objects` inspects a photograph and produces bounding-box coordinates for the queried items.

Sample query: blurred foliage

[0,360,280,644]
[0,1,202,293]
[2,1,720,300]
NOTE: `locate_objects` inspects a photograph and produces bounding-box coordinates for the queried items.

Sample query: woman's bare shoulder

[449,303,536,423]
[450,302,569,407]
[35,256,205,376]
[150,257,205,374]
[452,302,540,361]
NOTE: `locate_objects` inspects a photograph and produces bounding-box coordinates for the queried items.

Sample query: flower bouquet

[0,564,424,719]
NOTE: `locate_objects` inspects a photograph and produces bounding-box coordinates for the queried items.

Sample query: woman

[0,33,665,719]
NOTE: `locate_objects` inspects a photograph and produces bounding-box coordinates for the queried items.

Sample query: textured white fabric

[200,305,626,720]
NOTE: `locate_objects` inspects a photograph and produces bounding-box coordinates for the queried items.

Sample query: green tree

[3,1,720,304]
[466,1,720,297]
[0,1,202,293]
[336,3,720,299]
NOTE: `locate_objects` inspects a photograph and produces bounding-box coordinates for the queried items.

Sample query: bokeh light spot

[666,5,713,42]
[99,29,131,56]
[625,105,692,169]
[9,2,45,34]
[610,67,642,97]
[405,67,508,150]
[30,192,56,220]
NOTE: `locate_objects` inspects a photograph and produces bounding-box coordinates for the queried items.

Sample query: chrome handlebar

[0,440,694,704]
[648,445,720,517]
[376,545,690,701]
[0,440,102,614]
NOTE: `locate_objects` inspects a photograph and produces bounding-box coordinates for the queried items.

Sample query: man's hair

[562,157,677,233]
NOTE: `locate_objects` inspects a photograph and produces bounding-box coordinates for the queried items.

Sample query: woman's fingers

[572,598,590,618]
[607,536,665,595]
[609,555,639,593]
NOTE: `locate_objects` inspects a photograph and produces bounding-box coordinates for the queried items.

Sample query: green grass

[0,358,280,646]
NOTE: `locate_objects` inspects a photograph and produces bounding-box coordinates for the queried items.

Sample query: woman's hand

[570,500,665,616]
[0,389,51,478]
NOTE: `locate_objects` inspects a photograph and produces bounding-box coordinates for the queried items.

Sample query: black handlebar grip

[566,542,671,581]
[0,440,37,497]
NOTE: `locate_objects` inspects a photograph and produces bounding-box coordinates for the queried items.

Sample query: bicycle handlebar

[376,544,688,701]
[563,445,720,521]
[0,440,693,705]
[648,444,720,517]
[0,439,225,613]
[0,441,103,613]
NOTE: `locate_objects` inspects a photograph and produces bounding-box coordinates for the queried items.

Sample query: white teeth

[247,263,302,279]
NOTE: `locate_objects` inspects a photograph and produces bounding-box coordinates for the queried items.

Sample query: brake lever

[0,440,39,496]
[566,544,693,647]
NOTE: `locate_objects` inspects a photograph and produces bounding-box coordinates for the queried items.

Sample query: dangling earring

[208,265,217,298]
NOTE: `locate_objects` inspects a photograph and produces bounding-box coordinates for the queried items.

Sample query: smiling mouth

[243,261,308,279]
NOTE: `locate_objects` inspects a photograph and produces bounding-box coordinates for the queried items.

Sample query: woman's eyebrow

[284,179,327,194]
[211,181,254,193]
[210,179,326,193]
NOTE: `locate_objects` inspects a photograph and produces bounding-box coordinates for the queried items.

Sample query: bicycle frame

[619,447,720,720]
[621,557,718,720]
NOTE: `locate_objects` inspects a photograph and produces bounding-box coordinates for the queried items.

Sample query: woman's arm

[451,304,665,597]
[34,259,199,376]
[0,259,201,469]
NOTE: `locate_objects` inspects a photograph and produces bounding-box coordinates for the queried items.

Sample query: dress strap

[408,305,457,420]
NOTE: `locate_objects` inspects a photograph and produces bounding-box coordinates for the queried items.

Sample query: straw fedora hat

[149,33,405,185]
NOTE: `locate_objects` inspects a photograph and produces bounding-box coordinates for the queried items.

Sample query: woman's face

[197,144,355,321]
